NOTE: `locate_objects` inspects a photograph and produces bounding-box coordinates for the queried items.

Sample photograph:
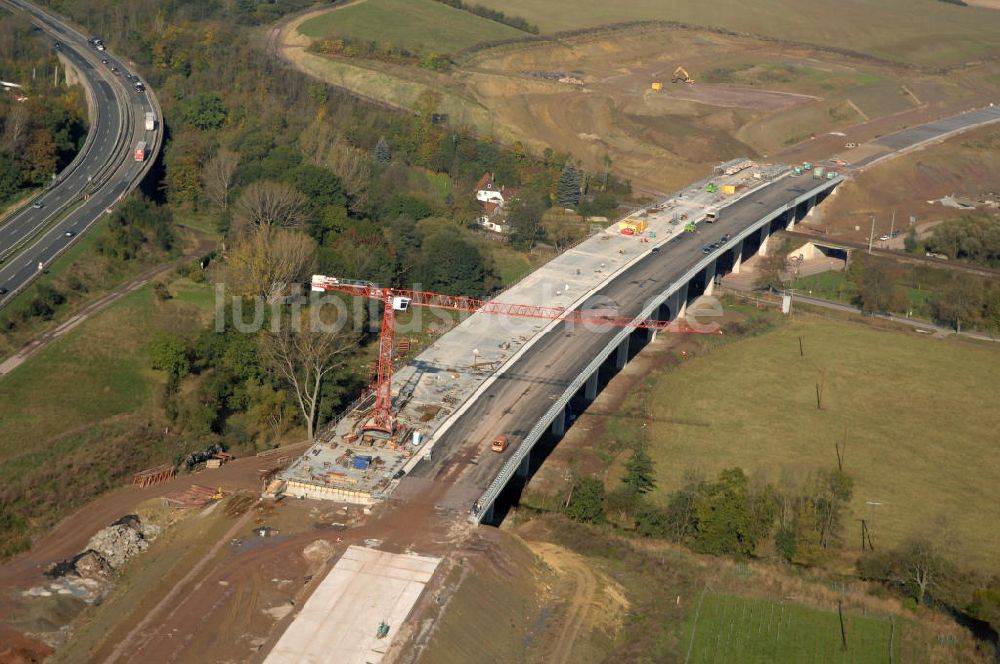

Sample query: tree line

[0,10,88,206]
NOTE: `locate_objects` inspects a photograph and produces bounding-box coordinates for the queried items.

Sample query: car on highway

[710,242,721,250]
[32,201,44,209]
[64,231,75,237]
[721,233,731,243]
[491,435,509,453]
[702,245,712,254]
[651,246,660,255]
[101,58,109,65]
[110,66,119,75]
[0,288,8,295]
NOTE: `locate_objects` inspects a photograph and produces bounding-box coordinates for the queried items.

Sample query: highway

[0,0,161,306]
[392,103,1000,516]
[396,175,820,513]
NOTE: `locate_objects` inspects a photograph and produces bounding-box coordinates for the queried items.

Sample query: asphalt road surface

[0,0,159,306]
[397,103,1000,513]
[398,175,820,512]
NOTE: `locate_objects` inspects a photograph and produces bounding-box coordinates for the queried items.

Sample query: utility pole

[889,210,896,244]
[868,215,876,254]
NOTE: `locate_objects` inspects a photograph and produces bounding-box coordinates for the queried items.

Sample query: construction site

[278,158,819,504]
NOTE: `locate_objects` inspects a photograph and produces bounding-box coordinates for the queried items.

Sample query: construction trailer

[618,217,648,235]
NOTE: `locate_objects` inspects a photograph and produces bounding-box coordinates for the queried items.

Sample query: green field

[472,0,1000,66]
[298,0,527,54]
[646,316,1000,571]
[683,592,901,663]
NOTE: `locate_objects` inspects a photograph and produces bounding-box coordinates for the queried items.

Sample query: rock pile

[47,514,160,580]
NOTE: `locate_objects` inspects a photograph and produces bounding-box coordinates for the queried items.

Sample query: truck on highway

[144,112,156,131]
[134,141,147,162]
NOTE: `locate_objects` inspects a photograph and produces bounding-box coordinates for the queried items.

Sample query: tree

[225,229,317,300]
[933,275,983,332]
[622,447,656,495]
[181,93,228,130]
[148,333,190,387]
[201,149,238,210]
[634,502,669,538]
[753,239,791,291]
[692,468,774,556]
[507,191,547,250]
[851,254,903,313]
[557,163,582,208]
[232,181,309,236]
[416,232,495,297]
[565,476,606,523]
[374,136,391,163]
[288,164,347,210]
[260,308,358,440]
[859,538,945,606]
[541,210,588,252]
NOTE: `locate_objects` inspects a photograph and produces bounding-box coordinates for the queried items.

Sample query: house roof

[475,172,494,192]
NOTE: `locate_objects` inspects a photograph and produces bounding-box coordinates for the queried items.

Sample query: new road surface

[393,103,1000,515]
[0,0,160,307]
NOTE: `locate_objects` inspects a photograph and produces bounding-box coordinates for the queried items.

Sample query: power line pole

[889,210,895,243]
[868,215,876,254]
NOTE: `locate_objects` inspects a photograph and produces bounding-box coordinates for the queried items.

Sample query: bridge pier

[785,207,796,231]
[667,284,688,321]
[481,502,494,524]
[551,411,566,437]
[615,338,629,369]
[703,260,717,297]
[731,240,744,274]
[806,194,818,219]
[758,227,771,258]
[584,371,599,401]
[516,454,530,479]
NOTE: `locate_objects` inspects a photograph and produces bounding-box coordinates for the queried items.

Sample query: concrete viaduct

[466,175,841,523]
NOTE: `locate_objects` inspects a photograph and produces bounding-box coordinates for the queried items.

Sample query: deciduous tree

[260,308,358,440]
[201,149,238,210]
[232,181,309,236]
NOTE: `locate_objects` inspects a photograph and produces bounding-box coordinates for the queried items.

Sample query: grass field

[682,592,901,663]
[645,315,1000,571]
[471,0,1000,66]
[298,0,526,54]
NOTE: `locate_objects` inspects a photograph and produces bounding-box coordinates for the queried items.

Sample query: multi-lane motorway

[0,0,160,305]
[394,103,1000,516]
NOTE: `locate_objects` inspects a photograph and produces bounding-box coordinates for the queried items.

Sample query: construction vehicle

[377,621,390,639]
[651,81,663,91]
[684,221,696,233]
[827,171,838,179]
[812,167,825,179]
[721,184,736,195]
[706,183,718,194]
[802,162,813,171]
[491,435,509,453]
[792,166,803,176]
[671,66,694,84]
[310,275,720,435]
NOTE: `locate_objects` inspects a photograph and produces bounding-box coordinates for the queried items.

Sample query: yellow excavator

[672,66,695,84]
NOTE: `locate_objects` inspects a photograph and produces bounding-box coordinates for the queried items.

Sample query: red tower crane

[310,274,717,435]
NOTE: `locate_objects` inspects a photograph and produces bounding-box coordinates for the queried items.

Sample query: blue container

[352,455,373,470]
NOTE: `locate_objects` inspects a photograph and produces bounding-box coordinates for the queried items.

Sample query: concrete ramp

[265,546,441,664]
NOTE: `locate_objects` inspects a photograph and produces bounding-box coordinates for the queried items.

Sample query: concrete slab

[264,546,441,664]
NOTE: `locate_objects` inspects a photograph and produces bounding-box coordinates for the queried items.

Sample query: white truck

[144,112,156,131]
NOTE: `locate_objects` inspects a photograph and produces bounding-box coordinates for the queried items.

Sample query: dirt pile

[303,539,336,566]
